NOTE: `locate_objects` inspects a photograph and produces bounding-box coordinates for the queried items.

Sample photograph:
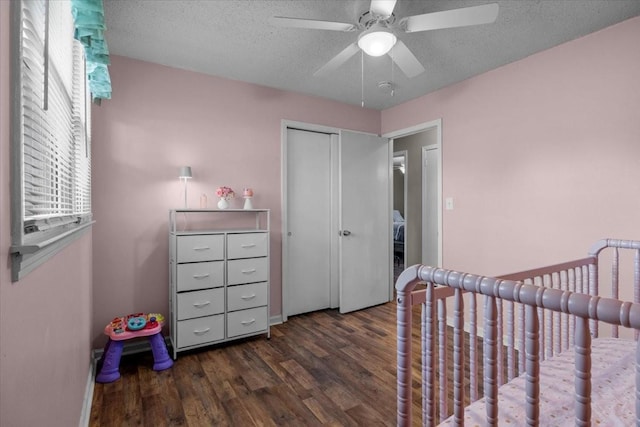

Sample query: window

[10,0,93,281]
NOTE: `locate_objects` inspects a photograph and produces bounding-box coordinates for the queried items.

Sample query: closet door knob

[340,230,351,236]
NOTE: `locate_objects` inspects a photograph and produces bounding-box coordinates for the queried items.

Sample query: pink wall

[382,16,640,278]
[90,55,380,345]
[0,2,94,425]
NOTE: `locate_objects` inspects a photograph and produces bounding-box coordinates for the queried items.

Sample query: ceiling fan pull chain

[391,48,395,97]
[361,50,365,108]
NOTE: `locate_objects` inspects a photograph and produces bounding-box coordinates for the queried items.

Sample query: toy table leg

[149,333,173,371]
[96,339,124,383]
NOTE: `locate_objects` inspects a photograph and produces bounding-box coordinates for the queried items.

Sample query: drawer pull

[192,273,210,279]
[193,327,211,335]
[192,301,211,308]
[241,318,256,326]
[241,243,256,248]
[192,246,210,251]
[241,269,257,274]
[241,293,256,300]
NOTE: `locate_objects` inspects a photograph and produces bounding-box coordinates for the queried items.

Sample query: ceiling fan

[271,0,499,78]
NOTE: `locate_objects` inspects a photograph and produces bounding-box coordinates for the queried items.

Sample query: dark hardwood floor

[90,302,420,426]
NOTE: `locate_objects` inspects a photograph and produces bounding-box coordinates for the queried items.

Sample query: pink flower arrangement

[215,186,235,200]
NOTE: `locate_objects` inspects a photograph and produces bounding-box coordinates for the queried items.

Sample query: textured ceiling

[104,0,640,110]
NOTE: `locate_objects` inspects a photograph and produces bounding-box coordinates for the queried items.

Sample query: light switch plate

[445,198,454,210]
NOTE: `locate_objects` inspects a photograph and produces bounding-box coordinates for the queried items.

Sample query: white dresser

[169,209,270,359]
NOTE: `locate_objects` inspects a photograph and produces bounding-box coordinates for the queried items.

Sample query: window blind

[11,0,93,280]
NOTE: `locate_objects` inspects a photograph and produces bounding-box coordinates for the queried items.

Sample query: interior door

[285,128,333,317]
[339,130,392,313]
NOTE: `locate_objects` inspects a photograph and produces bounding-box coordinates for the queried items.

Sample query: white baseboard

[270,314,283,326]
[78,357,96,427]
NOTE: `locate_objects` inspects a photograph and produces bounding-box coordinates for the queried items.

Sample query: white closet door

[339,131,392,313]
[285,129,332,317]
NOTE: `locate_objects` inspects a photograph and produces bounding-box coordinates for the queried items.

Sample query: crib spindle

[438,299,448,422]
[552,273,562,355]
[612,247,620,338]
[484,295,499,426]
[539,309,546,361]
[469,293,479,402]
[518,295,526,375]
[635,339,640,426]
[560,270,569,351]
[635,249,640,340]
[497,298,504,386]
[525,304,540,426]
[423,285,436,426]
[543,275,553,359]
[395,286,412,427]
[588,264,599,337]
[453,289,465,425]
[574,316,591,427]
[569,268,576,348]
[506,300,516,381]
[612,246,619,300]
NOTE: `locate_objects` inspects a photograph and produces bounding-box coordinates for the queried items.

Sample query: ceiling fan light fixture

[358,27,397,57]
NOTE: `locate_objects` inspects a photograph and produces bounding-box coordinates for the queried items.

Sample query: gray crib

[396,239,640,426]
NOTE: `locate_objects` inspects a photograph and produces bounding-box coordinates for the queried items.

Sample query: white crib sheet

[439,338,636,426]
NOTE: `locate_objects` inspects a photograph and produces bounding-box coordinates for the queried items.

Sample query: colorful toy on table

[105,312,165,340]
[97,312,173,384]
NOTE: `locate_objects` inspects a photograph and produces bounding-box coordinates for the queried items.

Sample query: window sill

[10,220,95,282]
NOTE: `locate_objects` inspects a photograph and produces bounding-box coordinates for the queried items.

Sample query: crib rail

[396,239,640,426]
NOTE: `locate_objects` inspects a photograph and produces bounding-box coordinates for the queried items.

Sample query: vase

[243,197,253,210]
[217,198,229,209]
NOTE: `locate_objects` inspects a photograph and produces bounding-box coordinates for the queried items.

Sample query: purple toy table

[96,313,173,383]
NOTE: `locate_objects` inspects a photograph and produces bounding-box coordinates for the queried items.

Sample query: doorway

[392,152,407,282]
[386,119,442,272]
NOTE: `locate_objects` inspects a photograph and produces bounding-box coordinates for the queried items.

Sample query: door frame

[281,121,393,321]
[281,120,341,323]
[384,118,443,267]
[422,144,441,267]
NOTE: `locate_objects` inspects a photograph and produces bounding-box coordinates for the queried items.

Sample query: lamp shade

[178,166,192,179]
[358,27,397,57]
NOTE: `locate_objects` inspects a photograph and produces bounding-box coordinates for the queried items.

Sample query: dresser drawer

[227,282,268,312]
[177,234,224,263]
[227,306,268,338]
[227,233,268,259]
[177,288,224,320]
[227,257,268,285]
[177,261,224,292]
[177,315,224,348]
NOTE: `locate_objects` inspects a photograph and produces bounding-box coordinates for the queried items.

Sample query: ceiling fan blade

[389,40,425,78]
[401,3,499,33]
[370,0,397,19]
[314,43,360,77]
[270,16,356,32]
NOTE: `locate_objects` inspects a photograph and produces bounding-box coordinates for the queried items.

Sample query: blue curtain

[71,0,111,100]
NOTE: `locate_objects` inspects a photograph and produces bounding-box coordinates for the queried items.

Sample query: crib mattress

[439,338,636,426]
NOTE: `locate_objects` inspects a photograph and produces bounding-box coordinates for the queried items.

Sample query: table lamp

[179,166,192,208]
